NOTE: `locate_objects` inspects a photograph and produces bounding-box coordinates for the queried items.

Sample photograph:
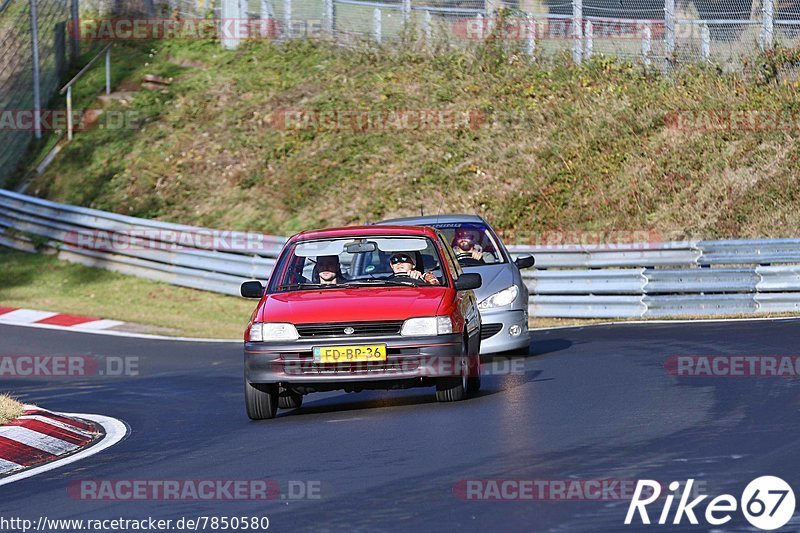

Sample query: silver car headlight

[400,316,453,336]
[249,322,299,342]
[478,285,519,310]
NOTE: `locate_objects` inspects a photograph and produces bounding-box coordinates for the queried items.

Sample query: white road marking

[0,309,58,324]
[75,319,125,330]
[0,458,23,472]
[0,321,239,342]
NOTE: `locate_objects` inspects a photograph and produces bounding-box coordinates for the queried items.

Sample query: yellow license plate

[313,344,387,363]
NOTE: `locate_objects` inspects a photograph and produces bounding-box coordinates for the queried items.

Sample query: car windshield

[428,222,506,266]
[269,236,448,292]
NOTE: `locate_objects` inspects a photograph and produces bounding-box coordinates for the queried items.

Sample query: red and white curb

[0,307,123,330]
[0,405,127,486]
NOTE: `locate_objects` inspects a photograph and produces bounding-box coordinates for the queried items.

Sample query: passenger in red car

[389,252,440,285]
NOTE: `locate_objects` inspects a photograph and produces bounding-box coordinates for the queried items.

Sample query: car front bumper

[245,333,469,386]
[478,308,530,355]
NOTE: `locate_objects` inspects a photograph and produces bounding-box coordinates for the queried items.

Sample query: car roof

[376,214,488,225]
[291,224,439,242]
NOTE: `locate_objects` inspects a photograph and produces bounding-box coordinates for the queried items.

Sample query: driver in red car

[452,227,495,263]
[389,252,440,285]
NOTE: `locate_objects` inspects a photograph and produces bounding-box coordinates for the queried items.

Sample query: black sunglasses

[390,254,413,264]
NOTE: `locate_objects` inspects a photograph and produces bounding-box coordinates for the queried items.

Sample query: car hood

[462,264,517,302]
[258,286,449,324]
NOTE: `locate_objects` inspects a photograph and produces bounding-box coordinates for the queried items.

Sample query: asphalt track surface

[2,319,800,532]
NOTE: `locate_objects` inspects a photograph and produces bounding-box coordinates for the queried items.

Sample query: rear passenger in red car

[315,255,343,285]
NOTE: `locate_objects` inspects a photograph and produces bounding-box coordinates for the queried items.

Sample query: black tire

[278,387,303,410]
[245,380,278,420]
[467,327,481,393]
[436,375,467,401]
[435,336,469,402]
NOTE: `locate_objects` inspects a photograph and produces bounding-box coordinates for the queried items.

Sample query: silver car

[377,215,534,354]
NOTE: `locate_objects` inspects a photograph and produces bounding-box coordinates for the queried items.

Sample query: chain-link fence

[142,0,792,68]
[0,0,795,186]
[0,0,72,186]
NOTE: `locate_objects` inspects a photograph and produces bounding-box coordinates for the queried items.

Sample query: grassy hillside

[16,38,800,242]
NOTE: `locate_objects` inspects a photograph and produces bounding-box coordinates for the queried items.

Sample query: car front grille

[295,321,404,339]
[481,324,503,340]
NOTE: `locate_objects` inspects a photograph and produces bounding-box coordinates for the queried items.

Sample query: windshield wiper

[275,283,337,291]
[344,279,418,288]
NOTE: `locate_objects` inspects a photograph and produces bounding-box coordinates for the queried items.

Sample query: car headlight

[400,316,453,336]
[249,322,299,342]
[478,285,519,310]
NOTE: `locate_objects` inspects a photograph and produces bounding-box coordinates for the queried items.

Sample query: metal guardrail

[3,189,800,318]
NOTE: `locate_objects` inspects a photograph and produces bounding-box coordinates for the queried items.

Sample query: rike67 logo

[625,477,796,530]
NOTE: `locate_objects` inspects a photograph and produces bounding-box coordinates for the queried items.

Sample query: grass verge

[0,394,25,425]
[0,248,255,339]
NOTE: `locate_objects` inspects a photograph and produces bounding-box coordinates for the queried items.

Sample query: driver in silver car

[452,226,496,263]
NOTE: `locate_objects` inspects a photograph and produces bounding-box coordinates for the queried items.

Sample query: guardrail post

[66,86,73,141]
[526,13,536,58]
[423,10,432,42]
[323,0,333,36]
[572,0,583,64]
[761,0,774,50]
[402,0,410,29]
[70,0,80,61]
[664,0,675,66]
[372,7,381,44]
[29,0,42,139]
[283,0,292,38]
[584,19,593,60]
[261,0,274,38]
[221,0,240,48]
[641,23,651,66]
[105,46,111,95]
[700,22,710,61]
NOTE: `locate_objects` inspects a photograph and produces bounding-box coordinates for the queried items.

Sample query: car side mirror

[514,254,535,269]
[454,273,482,291]
[241,280,265,298]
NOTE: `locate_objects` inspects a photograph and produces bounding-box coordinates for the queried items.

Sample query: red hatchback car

[240,225,483,419]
